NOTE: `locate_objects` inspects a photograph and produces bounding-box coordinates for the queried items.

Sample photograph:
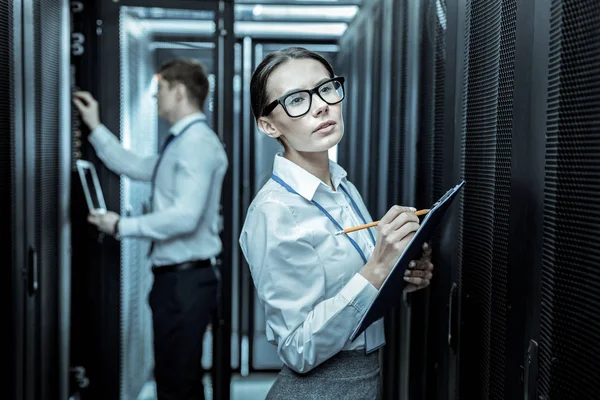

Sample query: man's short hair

[158,59,210,109]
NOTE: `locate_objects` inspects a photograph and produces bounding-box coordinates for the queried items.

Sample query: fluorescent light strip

[235,21,348,37]
[143,19,347,38]
[248,5,358,19]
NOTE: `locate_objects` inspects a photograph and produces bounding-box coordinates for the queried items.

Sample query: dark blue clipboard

[350,180,466,342]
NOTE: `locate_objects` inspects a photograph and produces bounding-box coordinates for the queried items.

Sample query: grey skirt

[266,350,381,400]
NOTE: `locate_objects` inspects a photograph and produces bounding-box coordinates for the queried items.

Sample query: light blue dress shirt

[239,154,385,374]
[88,113,228,266]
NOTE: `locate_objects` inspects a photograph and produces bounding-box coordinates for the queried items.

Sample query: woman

[239,47,434,399]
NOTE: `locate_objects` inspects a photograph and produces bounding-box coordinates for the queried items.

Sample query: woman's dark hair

[250,47,335,120]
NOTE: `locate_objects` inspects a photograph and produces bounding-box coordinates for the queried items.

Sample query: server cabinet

[70,1,234,399]
[5,0,71,399]
[537,0,600,398]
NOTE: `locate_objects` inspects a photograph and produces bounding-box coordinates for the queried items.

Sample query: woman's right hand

[359,206,420,289]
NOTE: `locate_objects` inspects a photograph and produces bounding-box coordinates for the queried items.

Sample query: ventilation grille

[539,0,600,398]
[457,0,471,322]
[388,0,407,205]
[0,4,14,398]
[458,0,516,398]
[0,0,13,277]
[433,0,447,203]
[417,0,438,209]
[35,0,62,398]
[489,0,516,397]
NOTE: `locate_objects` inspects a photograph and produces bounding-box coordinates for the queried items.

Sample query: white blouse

[239,153,385,374]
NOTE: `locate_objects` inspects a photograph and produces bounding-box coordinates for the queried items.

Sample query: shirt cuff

[339,273,379,314]
[118,217,140,237]
[88,124,112,150]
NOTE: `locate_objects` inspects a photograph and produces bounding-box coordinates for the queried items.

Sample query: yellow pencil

[335,209,430,236]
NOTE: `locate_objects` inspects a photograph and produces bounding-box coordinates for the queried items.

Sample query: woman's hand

[404,242,434,292]
[359,205,420,289]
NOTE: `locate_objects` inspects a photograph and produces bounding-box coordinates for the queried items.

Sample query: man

[73,59,228,400]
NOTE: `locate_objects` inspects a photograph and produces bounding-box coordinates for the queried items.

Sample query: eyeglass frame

[261,76,346,118]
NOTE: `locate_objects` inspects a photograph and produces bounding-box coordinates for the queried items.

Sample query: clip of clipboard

[349,180,466,342]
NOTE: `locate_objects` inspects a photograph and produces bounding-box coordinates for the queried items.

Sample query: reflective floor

[137,373,277,400]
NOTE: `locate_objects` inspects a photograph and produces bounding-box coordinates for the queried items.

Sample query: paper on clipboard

[350,180,466,342]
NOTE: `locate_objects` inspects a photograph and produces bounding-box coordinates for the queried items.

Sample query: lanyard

[150,118,205,208]
[271,173,375,264]
[340,185,377,245]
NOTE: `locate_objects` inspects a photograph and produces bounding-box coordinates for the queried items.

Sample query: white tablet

[76,160,107,214]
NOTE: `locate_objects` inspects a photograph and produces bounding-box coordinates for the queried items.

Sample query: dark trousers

[148,264,219,400]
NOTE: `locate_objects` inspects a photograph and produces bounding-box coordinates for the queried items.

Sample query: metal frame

[58,1,72,398]
[238,36,254,377]
[213,2,235,398]
[22,0,38,397]
[229,38,244,374]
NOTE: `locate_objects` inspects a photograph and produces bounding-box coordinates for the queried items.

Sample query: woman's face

[258,58,344,153]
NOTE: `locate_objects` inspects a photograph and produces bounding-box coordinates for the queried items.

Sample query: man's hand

[404,242,434,293]
[88,210,120,236]
[73,91,101,131]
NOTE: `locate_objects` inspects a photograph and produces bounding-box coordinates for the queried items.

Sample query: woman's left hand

[404,242,434,293]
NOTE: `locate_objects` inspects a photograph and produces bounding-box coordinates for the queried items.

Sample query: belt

[152,259,212,275]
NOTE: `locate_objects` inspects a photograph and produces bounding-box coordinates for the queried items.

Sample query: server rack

[69,1,235,399]
[4,0,71,399]
[338,0,600,399]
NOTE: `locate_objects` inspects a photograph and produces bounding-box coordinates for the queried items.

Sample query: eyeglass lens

[283,79,344,117]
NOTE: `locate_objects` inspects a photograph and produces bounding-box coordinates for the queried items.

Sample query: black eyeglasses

[262,77,346,118]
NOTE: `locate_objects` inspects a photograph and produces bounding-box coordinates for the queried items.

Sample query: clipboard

[76,160,108,214]
[349,180,466,341]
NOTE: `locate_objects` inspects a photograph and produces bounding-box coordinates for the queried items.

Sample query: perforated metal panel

[433,0,447,203]
[491,0,516,396]
[495,0,516,393]
[458,0,471,297]
[0,2,14,397]
[34,0,62,397]
[388,0,407,205]
[417,0,438,208]
[539,0,600,398]
[0,0,13,268]
[458,0,516,398]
